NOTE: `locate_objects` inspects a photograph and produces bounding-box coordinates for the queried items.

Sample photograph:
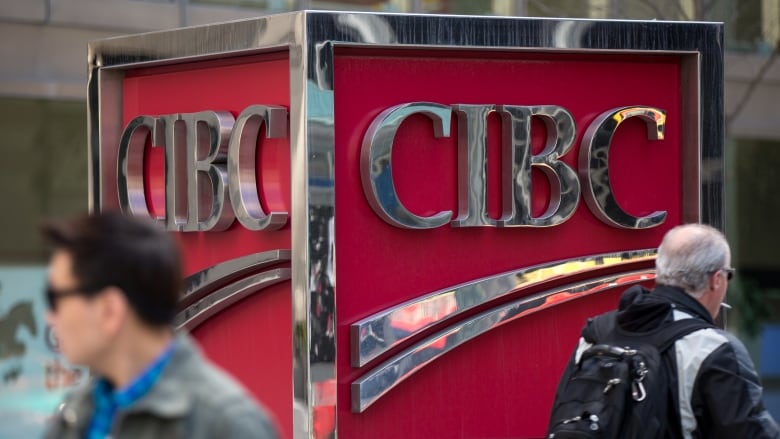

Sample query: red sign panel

[120,53,294,439]
[334,49,687,437]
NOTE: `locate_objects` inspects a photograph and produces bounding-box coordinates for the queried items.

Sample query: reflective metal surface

[227,105,289,231]
[117,107,290,232]
[175,250,291,332]
[351,269,656,413]
[360,102,453,229]
[295,15,335,439]
[161,114,187,230]
[361,102,655,230]
[179,249,291,308]
[117,116,164,220]
[451,104,495,227]
[351,249,656,368]
[176,267,291,330]
[497,105,579,227]
[320,14,722,227]
[183,110,236,232]
[579,106,668,229]
[89,13,300,214]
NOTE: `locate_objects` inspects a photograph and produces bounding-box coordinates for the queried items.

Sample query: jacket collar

[57,383,94,432]
[62,333,197,425]
[652,284,715,325]
[124,333,195,418]
[616,284,715,332]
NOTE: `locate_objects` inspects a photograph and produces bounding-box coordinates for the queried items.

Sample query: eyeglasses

[45,284,91,312]
[720,267,735,281]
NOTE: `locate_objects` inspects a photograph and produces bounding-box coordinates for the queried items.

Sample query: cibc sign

[90,12,723,439]
[117,105,289,232]
[118,103,666,231]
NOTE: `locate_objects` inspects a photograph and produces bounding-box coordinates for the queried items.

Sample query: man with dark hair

[550,223,780,438]
[42,212,279,439]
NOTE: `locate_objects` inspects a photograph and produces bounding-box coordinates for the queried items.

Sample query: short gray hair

[655,223,730,294]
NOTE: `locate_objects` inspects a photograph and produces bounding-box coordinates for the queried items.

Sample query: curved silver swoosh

[351,269,655,413]
[175,250,292,330]
[180,249,291,307]
[351,249,656,367]
[176,267,291,331]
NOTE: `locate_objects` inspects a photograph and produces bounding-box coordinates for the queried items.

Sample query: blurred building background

[0,0,779,432]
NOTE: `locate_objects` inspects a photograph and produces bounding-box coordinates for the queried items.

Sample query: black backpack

[546,311,713,439]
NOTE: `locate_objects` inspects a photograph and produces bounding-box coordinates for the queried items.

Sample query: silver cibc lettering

[118,103,668,233]
[579,106,667,229]
[117,106,289,232]
[360,103,453,229]
[182,111,235,232]
[361,103,668,230]
[228,105,288,231]
[497,105,579,227]
[118,115,164,221]
[451,104,495,227]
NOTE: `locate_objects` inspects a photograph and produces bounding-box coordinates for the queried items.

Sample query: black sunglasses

[45,284,91,312]
[720,267,736,281]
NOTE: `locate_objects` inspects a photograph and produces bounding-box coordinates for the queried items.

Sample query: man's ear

[708,270,718,291]
[99,286,129,335]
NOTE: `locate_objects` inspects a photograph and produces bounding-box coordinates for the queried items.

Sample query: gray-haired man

[552,223,779,438]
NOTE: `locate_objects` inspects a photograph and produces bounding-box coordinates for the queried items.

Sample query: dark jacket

[43,333,279,439]
[563,284,779,439]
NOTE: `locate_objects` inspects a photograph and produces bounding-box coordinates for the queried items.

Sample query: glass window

[189,0,295,10]
[191,0,268,7]
[0,98,88,263]
[733,138,780,276]
[524,0,590,18]
[731,0,764,51]
[0,97,89,437]
[421,0,494,15]
[307,0,392,12]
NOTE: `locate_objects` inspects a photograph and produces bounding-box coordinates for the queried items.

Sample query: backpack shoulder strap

[648,317,715,352]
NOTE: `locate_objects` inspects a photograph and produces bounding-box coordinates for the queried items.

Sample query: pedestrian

[549,223,780,438]
[41,212,279,439]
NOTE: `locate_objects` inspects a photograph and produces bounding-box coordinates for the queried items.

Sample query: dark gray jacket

[566,285,779,439]
[43,334,279,439]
